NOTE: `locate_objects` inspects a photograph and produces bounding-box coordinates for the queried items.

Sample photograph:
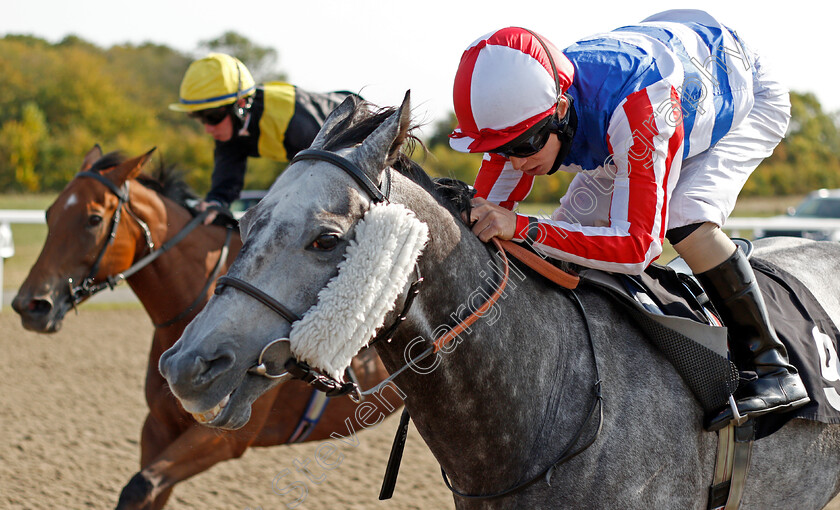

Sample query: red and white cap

[449,27,574,153]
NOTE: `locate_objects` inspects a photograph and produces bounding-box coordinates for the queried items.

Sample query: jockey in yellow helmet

[171,53,355,223]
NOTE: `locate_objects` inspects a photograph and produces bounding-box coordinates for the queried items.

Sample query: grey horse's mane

[318,97,474,220]
[87,151,199,207]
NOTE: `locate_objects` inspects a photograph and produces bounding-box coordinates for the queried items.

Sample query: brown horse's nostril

[29,299,53,315]
[11,296,53,317]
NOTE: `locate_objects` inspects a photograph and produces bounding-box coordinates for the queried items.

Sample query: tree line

[1,33,839,201]
[0,32,283,195]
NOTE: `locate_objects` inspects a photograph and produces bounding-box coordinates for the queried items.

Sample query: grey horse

[160,93,840,509]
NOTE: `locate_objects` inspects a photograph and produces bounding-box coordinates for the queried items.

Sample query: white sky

[4,1,838,136]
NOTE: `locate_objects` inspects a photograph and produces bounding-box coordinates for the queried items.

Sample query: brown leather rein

[498,239,580,289]
[222,147,583,402]
[432,238,579,351]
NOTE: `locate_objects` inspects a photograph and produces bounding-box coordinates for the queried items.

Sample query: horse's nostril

[194,350,236,386]
[158,348,175,379]
[29,299,53,315]
[12,297,52,317]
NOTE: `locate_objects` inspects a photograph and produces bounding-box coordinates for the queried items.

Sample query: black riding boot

[696,247,810,431]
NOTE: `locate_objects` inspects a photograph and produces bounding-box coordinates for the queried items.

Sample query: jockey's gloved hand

[196,200,224,226]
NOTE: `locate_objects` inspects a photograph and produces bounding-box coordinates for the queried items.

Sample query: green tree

[198,31,286,82]
[0,34,213,193]
[0,102,48,191]
[746,92,840,196]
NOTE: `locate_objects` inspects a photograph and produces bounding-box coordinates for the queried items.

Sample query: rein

[498,239,580,289]
[210,146,604,500]
[378,239,600,501]
[430,241,599,500]
[219,148,514,402]
[68,171,234,328]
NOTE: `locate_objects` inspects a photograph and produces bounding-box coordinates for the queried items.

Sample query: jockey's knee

[668,222,736,273]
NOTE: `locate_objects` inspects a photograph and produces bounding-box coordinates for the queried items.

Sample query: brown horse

[11,146,395,510]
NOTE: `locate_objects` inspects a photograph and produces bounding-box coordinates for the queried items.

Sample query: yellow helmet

[169,53,256,113]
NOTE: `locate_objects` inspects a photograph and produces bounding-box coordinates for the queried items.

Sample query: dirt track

[2,308,839,509]
[0,308,454,510]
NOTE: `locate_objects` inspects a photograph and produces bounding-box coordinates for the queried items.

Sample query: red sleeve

[473,153,534,210]
[510,84,684,274]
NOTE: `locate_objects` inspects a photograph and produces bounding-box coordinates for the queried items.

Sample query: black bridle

[213,148,425,399]
[210,147,604,501]
[68,170,234,328]
[68,171,149,304]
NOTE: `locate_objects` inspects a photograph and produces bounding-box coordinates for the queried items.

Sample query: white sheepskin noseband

[289,202,429,380]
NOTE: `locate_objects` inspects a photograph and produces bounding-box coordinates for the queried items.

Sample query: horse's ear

[103,147,156,186]
[350,90,411,181]
[309,95,361,150]
[80,144,103,172]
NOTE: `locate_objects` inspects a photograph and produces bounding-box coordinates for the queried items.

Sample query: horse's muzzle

[11,291,62,333]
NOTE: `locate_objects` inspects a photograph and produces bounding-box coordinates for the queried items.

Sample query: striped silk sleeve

[510,82,685,274]
[473,153,535,210]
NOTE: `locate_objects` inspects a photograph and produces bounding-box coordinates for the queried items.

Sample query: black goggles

[492,116,554,159]
[189,106,230,126]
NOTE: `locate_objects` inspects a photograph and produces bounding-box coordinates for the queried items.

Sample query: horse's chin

[16,295,73,334]
[18,311,65,333]
[190,373,282,430]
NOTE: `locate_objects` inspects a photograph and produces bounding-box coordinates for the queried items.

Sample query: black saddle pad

[580,265,738,413]
[751,258,840,438]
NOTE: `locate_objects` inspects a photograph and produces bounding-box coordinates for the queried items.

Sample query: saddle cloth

[749,258,840,438]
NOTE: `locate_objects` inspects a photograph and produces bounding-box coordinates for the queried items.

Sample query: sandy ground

[2,307,839,510]
[0,308,455,510]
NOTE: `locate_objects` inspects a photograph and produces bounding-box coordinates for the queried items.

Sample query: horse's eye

[311,234,339,251]
[87,215,103,227]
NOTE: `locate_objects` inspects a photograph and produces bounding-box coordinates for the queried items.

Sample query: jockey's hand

[465,197,516,243]
[196,200,223,226]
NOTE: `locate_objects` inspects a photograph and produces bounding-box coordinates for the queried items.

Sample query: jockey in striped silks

[449,9,809,431]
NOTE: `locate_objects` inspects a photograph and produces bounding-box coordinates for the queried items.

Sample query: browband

[291,149,389,203]
[77,171,129,202]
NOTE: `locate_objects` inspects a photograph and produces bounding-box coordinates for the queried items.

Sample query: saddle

[576,247,743,414]
[497,238,840,509]
[568,239,840,438]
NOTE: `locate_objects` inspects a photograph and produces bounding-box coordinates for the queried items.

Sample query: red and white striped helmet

[449,27,574,154]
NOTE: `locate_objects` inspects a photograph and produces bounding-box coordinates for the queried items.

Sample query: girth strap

[708,421,755,510]
[286,389,330,444]
[379,408,411,500]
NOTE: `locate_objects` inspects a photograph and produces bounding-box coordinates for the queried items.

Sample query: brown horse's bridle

[68,170,234,328]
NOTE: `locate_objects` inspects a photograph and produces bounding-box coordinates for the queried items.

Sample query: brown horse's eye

[311,234,339,251]
[87,215,103,227]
